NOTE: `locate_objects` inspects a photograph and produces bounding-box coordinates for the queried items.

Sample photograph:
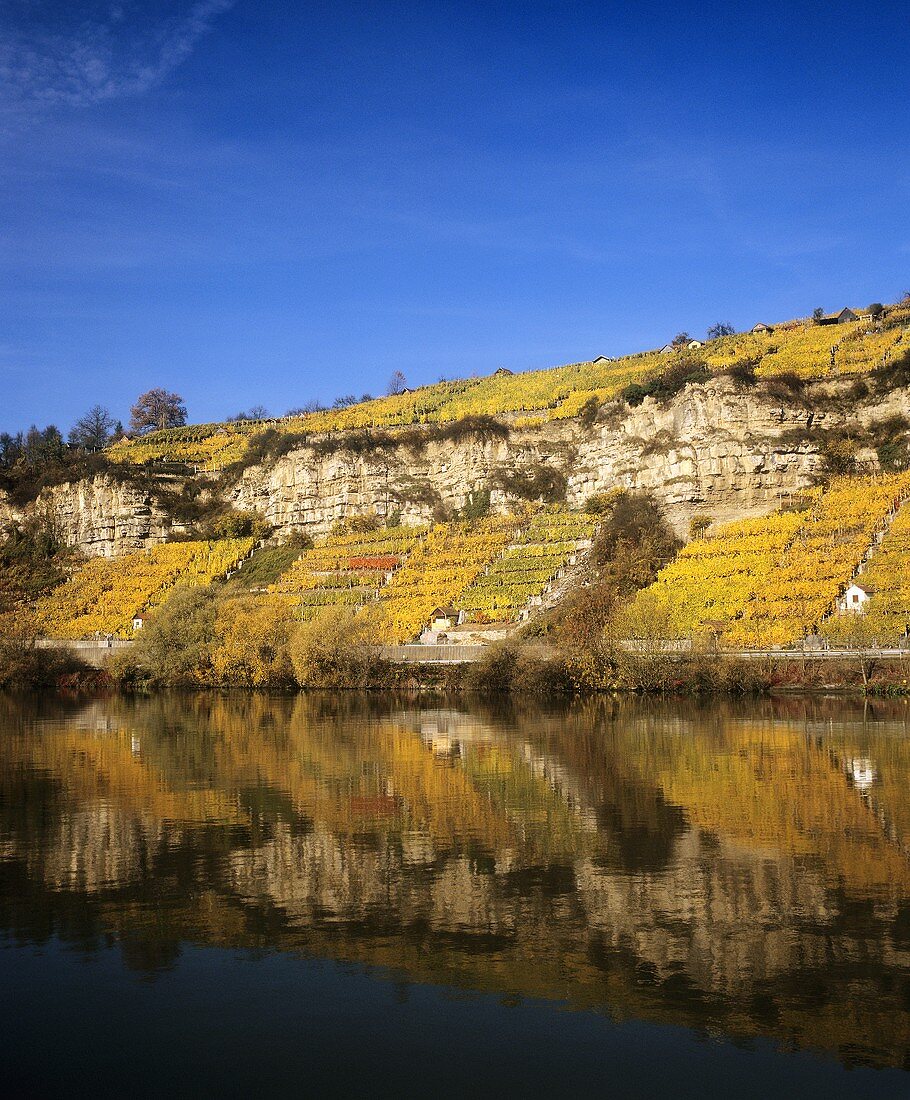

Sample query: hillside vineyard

[35,539,255,639]
[28,478,910,646]
[35,508,593,643]
[640,475,910,646]
[9,297,910,651]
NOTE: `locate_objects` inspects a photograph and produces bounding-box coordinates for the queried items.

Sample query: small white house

[430,607,459,632]
[659,344,675,355]
[752,322,773,334]
[688,339,704,349]
[838,583,873,614]
[592,355,614,364]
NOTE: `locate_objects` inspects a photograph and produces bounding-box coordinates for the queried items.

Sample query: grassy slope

[220,545,303,592]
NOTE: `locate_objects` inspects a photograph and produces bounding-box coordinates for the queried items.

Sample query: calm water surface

[3,691,910,1097]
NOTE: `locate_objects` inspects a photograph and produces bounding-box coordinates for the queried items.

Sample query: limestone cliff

[13,378,867,555]
[227,378,825,539]
[38,474,173,557]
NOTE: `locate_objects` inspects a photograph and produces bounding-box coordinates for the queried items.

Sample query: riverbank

[12,636,910,699]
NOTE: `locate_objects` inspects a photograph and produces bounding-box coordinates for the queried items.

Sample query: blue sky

[2,0,909,434]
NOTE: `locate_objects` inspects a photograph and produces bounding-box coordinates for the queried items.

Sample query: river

[3,691,910,1097]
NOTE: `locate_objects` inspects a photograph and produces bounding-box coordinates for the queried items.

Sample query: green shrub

[763,371,808,403]
[723,357,759,387]
[118,586,219,686]
[492,463,567,503]
[289,611,388,689]
[460,488,491,520]
[817,428,865,475]
[205,509,267,540]
[621,358,710,407]
[872,414,910,472]
[578,395,602,429]
[0,510,72,601]
[620,383,650,407]
[434,415,510,445]
[583,491,617,515]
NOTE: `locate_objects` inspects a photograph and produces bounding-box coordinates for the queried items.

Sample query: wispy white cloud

[0,1,235,109]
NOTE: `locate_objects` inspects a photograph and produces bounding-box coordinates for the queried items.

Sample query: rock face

[228,379,826,538]
[17,378,858,555]
[0,489,18,531]
[39,475,173,558]
[570,379,824,530]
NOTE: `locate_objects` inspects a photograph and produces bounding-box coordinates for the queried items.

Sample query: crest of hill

[107,299,910,469]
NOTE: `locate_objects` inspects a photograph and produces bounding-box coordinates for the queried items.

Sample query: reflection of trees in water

[3,693,910,1065]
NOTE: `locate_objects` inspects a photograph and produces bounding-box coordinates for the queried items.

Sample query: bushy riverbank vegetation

[108,591,394,690]
[0,611,108,693]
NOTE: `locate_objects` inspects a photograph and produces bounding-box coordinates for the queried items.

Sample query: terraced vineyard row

[639,474,910,646]
[270,525,430,619]
[374,517,520,642]
[455,510,595,623]
[859,508,910,637]
[743,478,910,645]
[36,539,254,639]
[267,509,599,639]
[641,509,809,641]
[260,508,598,640]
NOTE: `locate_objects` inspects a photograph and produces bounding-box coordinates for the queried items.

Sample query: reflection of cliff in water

[2,693,910,1068]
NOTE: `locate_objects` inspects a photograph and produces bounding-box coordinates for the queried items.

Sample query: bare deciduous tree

[68,405,116,451]
[387,370,407,396]
[129,389,187,435]
[228,405,269,422]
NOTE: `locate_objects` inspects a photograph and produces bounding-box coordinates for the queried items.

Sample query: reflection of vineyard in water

[3,694,910,1068]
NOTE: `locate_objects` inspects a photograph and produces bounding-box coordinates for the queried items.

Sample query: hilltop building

[818,308,859,326]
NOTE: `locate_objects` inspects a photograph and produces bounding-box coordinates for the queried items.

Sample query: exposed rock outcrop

[227,379,826,538]
[13,378,862,555]
[39,475,173,557]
